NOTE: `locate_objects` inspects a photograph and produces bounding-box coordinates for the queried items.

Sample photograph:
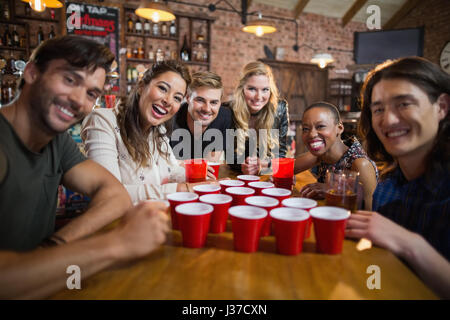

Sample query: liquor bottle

[4,2,10,20]
[161,22,168,36]
[127,15,134,33]
[4,28,12,47]
[169,20,176,37]
[19,33,26,48]
[13,27,19,47]
[24,3,31,16]
[152,22,159,36]
[135,19,142,34]
[164,46,170,61]
[144,20,151,34]
[7,80,14,103]
[132,44,138,59]
[126,65,132,83]
[156,48,164,63]
[0,34,3,47]
[7,51,15,74]
[138,42,145,59]
[126,45,132,59]
[48,25,56,39]
[37,25,45,45]
[132,67,138,83]
[180,35,190,62]
[51,9,55,20]
[148,45,154,62]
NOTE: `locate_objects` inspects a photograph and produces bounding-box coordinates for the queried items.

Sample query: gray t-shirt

[0,113,86,251]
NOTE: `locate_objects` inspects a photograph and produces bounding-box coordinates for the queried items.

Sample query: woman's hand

[299,182,326,199]
[241,157,261,175]
[207,165,217,180]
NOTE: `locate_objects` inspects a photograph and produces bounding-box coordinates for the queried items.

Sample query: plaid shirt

[372,167,450,261]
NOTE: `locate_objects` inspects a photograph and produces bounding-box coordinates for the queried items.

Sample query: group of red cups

[169,158,350,255]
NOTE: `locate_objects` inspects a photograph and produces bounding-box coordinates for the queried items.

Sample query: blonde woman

[82,60,214,204]
[228,61,289,174]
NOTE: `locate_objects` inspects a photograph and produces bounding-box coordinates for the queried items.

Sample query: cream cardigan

[81,107,185,204]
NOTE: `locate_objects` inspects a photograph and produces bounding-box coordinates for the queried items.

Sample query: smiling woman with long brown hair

[82,60,211,203]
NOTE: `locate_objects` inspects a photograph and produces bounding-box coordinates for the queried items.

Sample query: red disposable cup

[245,196,279,237]
[184,159,207,183]
[248,181,275,196]
[270,207,310,255]
[272,158,295,190]
[282,198,318,239]
[167,192,198,230]
[237,174,260,186]
[192,184,221,197]
[199,194,233,233]
[229,205,268,253]
[176,202,213,248]
[261,188,292,207]
[272,158,295,178]
[225,187,255,206]
[219,180,245,193]
[104,94,116,109]
[309,206,350,254]
[208,162,221,179]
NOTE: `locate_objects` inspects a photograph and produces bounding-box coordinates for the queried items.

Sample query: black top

[169,102,233,160]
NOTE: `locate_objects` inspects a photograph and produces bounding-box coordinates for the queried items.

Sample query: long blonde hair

[232,61,279,156]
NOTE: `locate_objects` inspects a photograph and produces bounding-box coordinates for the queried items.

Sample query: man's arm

[55,159,132,242]
[346,211,450,299]
[0,201,169,299]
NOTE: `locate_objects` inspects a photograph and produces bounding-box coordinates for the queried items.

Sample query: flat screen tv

[354,27,424,64]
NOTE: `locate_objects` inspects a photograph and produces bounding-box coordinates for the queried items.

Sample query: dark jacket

[226,100,290,172]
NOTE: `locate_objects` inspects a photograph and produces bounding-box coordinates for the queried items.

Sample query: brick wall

[393,0,450,65]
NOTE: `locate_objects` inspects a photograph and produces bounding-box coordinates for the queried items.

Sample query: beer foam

[309,206,350,221]
[248,181,275,189]
[282,197,317,209]
[270,207,310,222]
[245,196,279,208]
[225,187,255,195]
[207,162,221,166]
[262,188,292,197]
[175,202,213,215]
[193,184,221,192]
[229,205,268,220]
[167,192,199,202]
[219,180,245,187]
[237,175,260,181]
[200,194,233,204]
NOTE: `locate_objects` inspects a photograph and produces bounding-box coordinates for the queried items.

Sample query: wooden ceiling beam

[342,0,368,27]
[383,0,421,29]
[294,0,310,19]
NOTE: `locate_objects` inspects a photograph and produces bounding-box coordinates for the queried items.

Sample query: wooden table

[51,165,436,299]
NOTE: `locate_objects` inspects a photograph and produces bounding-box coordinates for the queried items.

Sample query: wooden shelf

[185,61,209,66]
[126,58,153,64]
[125,32,178,42]
[0,45,27,52]
[0,19,28,26]
[15,15,59,23]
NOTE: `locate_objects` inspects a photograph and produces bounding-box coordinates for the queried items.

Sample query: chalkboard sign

[65,2,120,92]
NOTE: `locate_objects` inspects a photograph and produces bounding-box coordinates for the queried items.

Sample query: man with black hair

[0,36,169,298]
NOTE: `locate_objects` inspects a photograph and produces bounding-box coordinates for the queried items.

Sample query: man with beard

[0,36,169,298]
[170,71,232,162]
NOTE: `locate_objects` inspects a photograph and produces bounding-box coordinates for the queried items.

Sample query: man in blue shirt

[346,57,450,298]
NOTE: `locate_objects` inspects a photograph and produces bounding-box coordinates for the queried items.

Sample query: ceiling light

[135,0,176,23]
[310,53,334,68]
[22,0,63,12]
[242,13,276,37]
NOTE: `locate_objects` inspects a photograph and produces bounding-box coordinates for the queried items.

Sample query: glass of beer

[325,169,359,212]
